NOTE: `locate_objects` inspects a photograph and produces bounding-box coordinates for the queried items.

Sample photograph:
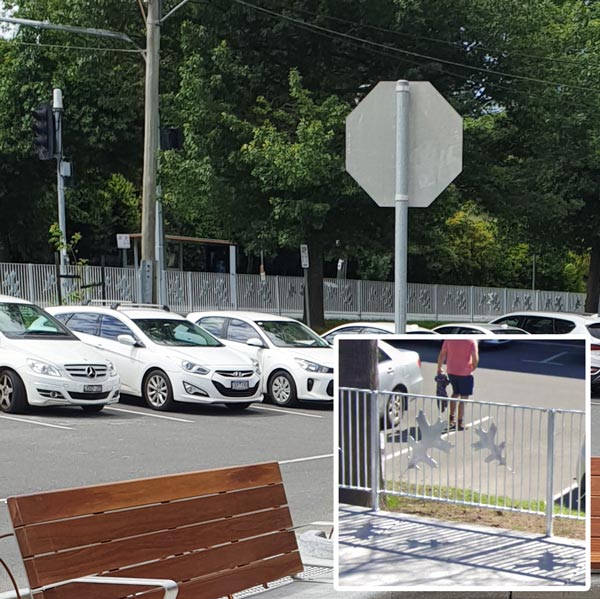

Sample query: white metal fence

[0,262,587,320]
[339,388,585,536]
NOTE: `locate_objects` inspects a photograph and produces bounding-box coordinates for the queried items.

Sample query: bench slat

[16,484,287,557]
[25,507,293,588]
[39,532,300,599]
[591,458,600,477]
[8,462,281,526]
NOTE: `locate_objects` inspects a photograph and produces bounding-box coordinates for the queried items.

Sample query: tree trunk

[585,237,600,313]
[302,237,325,330]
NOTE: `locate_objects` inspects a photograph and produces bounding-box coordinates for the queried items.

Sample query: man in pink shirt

[436,339,479,430]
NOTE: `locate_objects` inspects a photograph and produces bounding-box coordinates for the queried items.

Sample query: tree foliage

[0,0,599,312]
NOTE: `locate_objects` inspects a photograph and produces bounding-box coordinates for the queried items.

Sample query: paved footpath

[338,505,586,590]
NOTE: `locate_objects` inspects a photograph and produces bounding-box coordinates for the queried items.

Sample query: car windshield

[257,321,329,348]
[133,318,223,347]
[0,303,75,339]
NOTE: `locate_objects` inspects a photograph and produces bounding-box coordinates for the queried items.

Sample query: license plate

[231,380,249,391]
[84,384,102,393]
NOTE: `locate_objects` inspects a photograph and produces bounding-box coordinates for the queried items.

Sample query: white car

[432,323,529,345]
[187,311,333,407]
[0,295,120,413]
[46,305,262,412]
[489,311,600,337]
[376,339,423,426]
[322,321,437,344]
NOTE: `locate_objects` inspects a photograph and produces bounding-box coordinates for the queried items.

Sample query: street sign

[116,234,130,250]
[346,81,462,208]
[300,244,309,269]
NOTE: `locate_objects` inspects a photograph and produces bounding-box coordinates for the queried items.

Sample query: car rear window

[586,323,600,339]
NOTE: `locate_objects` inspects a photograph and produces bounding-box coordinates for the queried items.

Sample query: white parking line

[0,414,73,430]
[384,415,492,461]
[280,453,333,464]
[105,407,195,423]
[251,405,323,419]
[523,351,568,366]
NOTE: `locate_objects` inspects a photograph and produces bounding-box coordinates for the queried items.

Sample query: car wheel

[225,402,252,411]
[268,370,298,407]
[385,385,407,428]
[81,404,104,413]
[0,369,28,414]
[143,369,175,411]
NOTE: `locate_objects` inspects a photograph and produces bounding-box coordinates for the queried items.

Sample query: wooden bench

[3,462,303,599]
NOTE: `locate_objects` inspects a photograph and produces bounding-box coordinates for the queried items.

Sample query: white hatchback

[47,305,262,411]
[187,311,334,407]
[0,295,120,413]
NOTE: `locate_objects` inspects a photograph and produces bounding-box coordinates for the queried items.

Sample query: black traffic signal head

[32,103,55,160]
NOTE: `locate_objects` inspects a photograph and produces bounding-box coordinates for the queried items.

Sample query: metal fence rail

[0,262,587,320]
[339,387,585,536]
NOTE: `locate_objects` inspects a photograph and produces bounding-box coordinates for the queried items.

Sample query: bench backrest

[7,462,302,599]
[593,457,599,570]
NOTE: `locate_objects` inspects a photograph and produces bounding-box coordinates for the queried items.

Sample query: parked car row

[1,295,596,415]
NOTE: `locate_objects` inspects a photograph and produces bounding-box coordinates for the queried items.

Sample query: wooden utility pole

[141,0,160,300]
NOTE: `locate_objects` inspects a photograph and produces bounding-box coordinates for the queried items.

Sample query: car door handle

[386,368,394,374]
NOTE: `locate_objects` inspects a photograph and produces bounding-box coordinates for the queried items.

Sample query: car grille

[65,364,108,380]
[212,381,260,397]
[326,380,334,397]
[215,370,254,378]
[68,391,111,400]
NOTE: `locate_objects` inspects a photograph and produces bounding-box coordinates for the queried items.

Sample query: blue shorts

[448,374,474,396]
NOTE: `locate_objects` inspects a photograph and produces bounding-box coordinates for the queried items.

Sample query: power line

[232,0,600,95]
[0,38,142,53]
[278,3,599,71]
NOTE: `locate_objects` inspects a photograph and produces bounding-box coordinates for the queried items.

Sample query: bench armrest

[41,576,178,599]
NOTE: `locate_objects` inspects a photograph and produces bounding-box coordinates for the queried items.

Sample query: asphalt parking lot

[0,395,333,520]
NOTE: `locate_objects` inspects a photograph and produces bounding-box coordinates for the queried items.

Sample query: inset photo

[335,335,589,592]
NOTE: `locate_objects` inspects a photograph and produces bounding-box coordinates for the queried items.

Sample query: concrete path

[338,505,587,590]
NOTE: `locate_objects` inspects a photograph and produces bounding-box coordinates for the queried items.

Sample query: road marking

[0,414,73,430]
[384,416,492,461]
[105,407,195,423]
[280,453,333,464]
[553,482,580,503]
[251,405,323,419]
[523,351,568,366]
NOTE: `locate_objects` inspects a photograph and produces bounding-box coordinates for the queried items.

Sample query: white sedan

[47,305,262,411]
[376,339,423,426]
[322,321,437,344]
[432,323,529,345]
[188,311,333,407]
[0,295,120,413]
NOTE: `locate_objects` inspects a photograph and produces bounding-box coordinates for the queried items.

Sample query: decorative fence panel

[339,388,585,536]
[0,262,588,321]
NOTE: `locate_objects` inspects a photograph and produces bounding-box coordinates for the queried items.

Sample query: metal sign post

[395,81,410,333]
[300,244,311,328]
[346,80,463,333]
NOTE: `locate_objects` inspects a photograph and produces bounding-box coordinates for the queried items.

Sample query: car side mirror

[117,334,138,347]
[247,337,265,348]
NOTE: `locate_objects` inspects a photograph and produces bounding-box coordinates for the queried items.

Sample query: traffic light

[160,127,184,151]
[32,104,55,160]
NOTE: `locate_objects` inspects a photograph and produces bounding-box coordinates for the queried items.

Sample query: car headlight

[181,360,210,375]
[27,359,61,377]
[251,358,261,376]
[107,361,118,377]
[294,358,331,374]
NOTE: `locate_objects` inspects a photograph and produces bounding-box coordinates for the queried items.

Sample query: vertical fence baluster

[546,410,556,536]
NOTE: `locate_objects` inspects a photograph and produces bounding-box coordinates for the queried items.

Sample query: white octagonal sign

[346,81,463,208]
